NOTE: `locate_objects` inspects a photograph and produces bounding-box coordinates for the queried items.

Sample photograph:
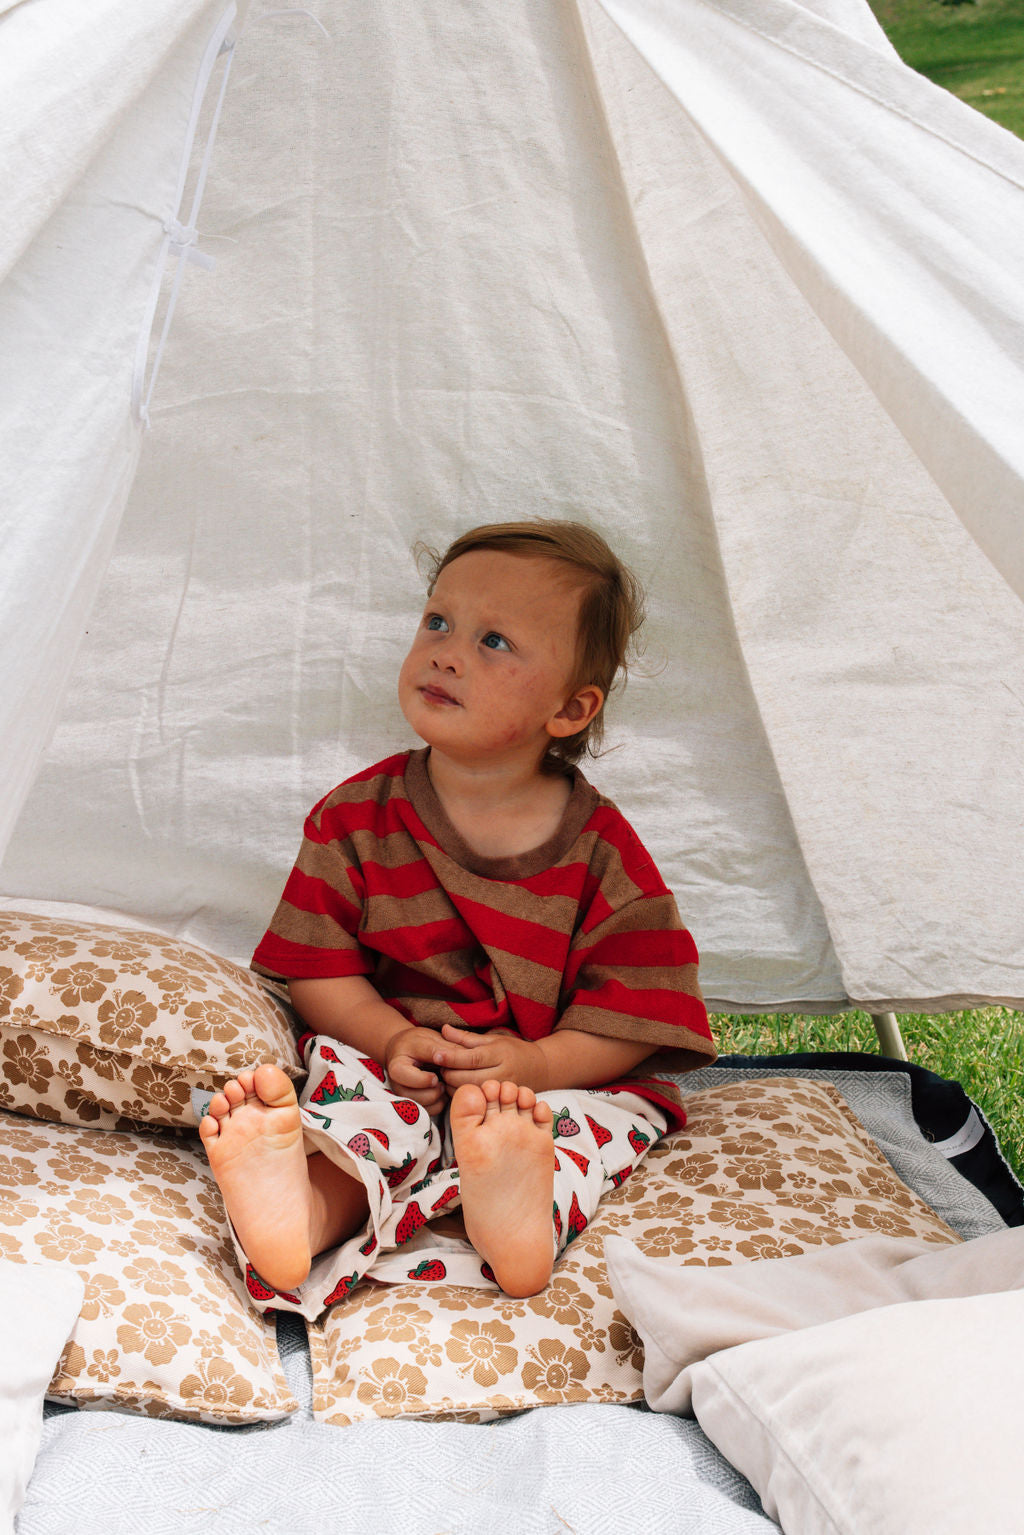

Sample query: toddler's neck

[425,749,573,860]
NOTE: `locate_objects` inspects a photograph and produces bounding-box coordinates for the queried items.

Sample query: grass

[868,0,1024,137]
[712,1008,1024,1188]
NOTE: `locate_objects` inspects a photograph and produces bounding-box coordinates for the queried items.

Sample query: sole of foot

[198,1063,314,1293]
[450,1079,556,1298]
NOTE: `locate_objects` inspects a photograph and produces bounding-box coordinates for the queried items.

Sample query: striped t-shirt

[252,750,715,1090]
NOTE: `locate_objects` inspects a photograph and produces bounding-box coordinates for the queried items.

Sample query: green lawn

[869,0,1024,137]
[712,1007,1024,1189]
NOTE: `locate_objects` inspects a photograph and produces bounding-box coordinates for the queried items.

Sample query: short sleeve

[554,804,716,1068]
[251,795,375,982]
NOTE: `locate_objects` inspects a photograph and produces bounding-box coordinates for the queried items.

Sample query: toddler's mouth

[421,685,461,706]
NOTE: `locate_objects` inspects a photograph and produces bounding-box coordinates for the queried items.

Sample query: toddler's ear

[547,684,603,739]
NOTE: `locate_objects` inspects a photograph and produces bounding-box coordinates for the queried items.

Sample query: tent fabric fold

[1,0,1022,1012]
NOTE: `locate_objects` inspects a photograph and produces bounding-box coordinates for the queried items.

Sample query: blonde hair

[425,519,645,768]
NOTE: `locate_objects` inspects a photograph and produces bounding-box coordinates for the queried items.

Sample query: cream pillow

[311,1077,957,1424]
[689,1291,1024,1535]
[0,1108,296,1424]
[605,1224,1024,1413]
[0,1259,84,1529]
[0,909,302,1131]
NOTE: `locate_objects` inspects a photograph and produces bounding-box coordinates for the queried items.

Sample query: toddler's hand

[433,1024,547,1093]
[384,1026,448,1116]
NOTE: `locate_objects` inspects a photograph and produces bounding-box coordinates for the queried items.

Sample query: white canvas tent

[2,0,1023,1021]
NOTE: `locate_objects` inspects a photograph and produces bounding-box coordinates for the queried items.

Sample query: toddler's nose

[431,642,462,675]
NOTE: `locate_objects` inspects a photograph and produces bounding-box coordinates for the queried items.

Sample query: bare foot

[198,1063,355,1294]
[450,1080,556,1298]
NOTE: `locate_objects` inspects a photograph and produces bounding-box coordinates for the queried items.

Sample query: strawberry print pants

[233,1034,668,1317]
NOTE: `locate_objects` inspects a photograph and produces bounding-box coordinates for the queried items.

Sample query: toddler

[199,520,716,1313]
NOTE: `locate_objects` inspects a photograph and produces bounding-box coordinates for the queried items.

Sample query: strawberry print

[307,1070,342,1105]
[608,1166,633,1189]
[585,1114,613,1148]
[480,1261,496,1283]
[358,1055,386,1082]
[385,1152,416,1190]
[245,1265,276,1302]
[359,1230,378,1257]
[408,1258,447,1282]
[557,1146,591,1178]
[393,1099,421,1124]
[430,1183,461,1214]
[347,1132,374,1160]
[322,1272,359,1307]
[319,1044,342,1063]
[309,1073,368,1105]
[552,1203,562,1243]
[565,1191,588,1242]
[245,1265,300,1305]
[627,1126,651,1156]
[394,1201,426,1245]
[366,1127,390,1150]
[553,1108,580,1138]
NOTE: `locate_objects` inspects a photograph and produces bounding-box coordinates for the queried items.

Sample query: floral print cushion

[0,910,302,1130]
[310,1078,958,1424]
[0,1107,296,1423]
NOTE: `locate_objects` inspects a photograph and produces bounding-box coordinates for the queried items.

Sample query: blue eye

[425,614,449,632]
[482,632,510,651]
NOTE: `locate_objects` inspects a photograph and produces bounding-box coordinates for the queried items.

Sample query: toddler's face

[398,550,586,769]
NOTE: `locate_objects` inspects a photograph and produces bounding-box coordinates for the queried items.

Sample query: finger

[431,1044,481,1070]
[440,1023,476,1045]
[389,1055,440,1090]
[439,1064,494,1090]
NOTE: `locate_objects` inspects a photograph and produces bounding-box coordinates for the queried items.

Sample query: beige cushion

[0,1107,296,1424]
[0,909,302,1131]
[689,1292,1024,1535]
[311,1076,958,1424]
[607,1224,1024,1413]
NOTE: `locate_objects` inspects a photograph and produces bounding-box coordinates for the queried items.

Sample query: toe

[532,1098,553,1128]
[497,1080,520,1110]
[198,1110,220,1144]
[253,1063,298,1108]
[207,1090,232,1121]
[222,1078,246,1109]
[451,1082,488,1127]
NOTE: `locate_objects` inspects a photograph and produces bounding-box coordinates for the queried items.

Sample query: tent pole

[870,1011,908,1060]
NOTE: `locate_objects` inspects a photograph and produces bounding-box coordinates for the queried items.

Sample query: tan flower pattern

[521,1338,590,1394]
[51,964,116,1007]
[445,1320,519,1386]
[117,1302,192,1365]
[79,1273,127,1320]
[97,990,158,1047]
[179,1354,256,1413]
[182,996,244,1043]
[65,1188,134,1226]
[12,937,77,980]
[2,1033,54,1095]
[0,910,303,1131]
[315,1076,959,1426]
[0,1105,295,1425]
[356,1358,429,1413]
